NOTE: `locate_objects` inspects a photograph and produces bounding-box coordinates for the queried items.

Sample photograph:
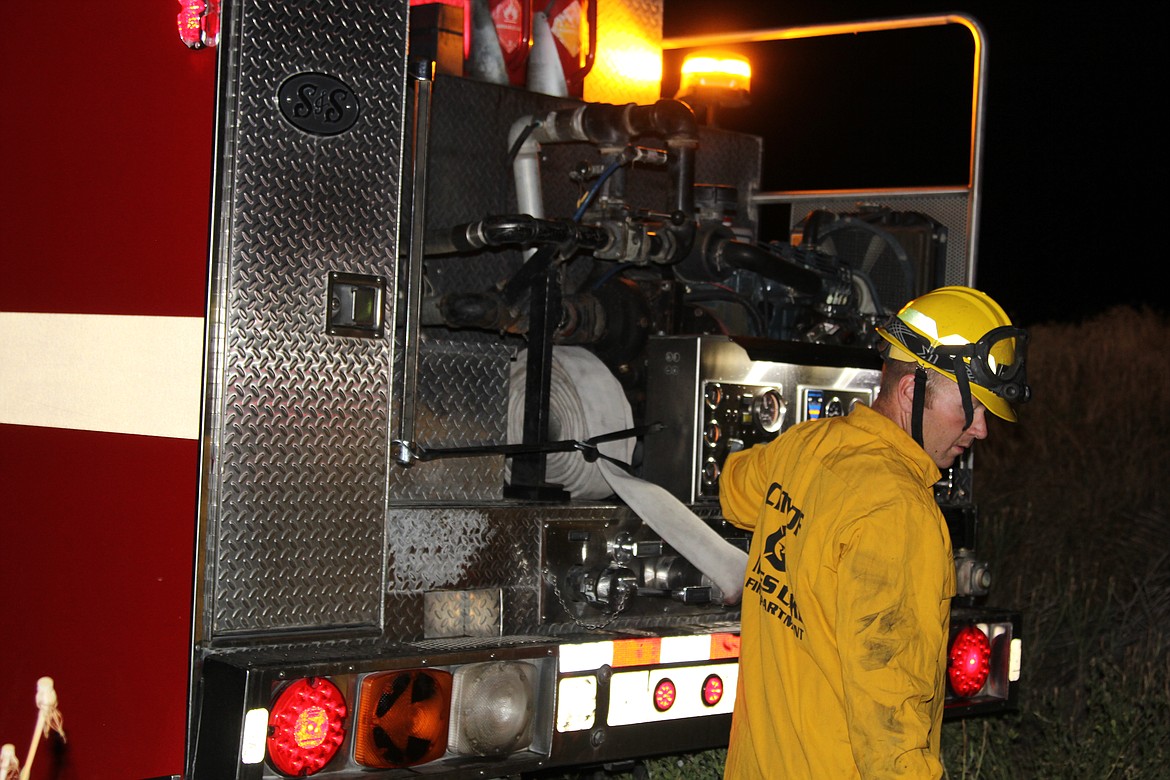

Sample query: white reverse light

[241,707,269,764]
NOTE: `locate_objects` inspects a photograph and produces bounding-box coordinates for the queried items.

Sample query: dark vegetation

[944,306,1170,778]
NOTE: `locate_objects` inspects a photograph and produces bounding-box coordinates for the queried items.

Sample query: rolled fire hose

[508,346,747,604]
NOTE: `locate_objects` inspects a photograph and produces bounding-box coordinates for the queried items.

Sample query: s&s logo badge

[277,73,360,136]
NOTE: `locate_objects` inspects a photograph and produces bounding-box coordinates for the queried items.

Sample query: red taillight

[354,669,453,769]
[653,678,677,712]
[701,673,724,707]
[267,677,347,776]
[948,624,992,697]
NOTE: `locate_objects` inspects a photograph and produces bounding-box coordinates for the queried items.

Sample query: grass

[943,305,1170,778]
[535,306,1170,779]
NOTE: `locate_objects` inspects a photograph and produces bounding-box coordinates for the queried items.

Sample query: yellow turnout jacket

[720,403,955,779]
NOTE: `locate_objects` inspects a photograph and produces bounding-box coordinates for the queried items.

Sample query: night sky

[661,1,1165,326]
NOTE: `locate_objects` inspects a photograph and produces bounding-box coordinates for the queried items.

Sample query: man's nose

[966,407,989,439]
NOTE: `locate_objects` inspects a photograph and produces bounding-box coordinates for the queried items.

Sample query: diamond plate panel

[584,0,664,105]
[387,334,513,501]
[378,504,742,643]
[384,506,544,639]
[204,0,409,638]
[423,589,502,638]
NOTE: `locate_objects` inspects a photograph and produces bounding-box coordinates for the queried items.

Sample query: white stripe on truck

[0,312,204,440]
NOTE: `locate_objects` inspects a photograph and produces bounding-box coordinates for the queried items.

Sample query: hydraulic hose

[424,214,610,256]
[678,223,824,296]
[715,238,823,296]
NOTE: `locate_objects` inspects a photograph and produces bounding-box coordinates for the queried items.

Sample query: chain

[542,567,631,631]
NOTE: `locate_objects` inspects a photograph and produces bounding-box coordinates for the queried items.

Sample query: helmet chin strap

[912,367,927,447]
[911,360,975,449]
[952,356,976,431]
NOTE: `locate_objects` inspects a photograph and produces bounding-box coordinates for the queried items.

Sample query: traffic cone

[526,11,568,96]
[465,0,510,85]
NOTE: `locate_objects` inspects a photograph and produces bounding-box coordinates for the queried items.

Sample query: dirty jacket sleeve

[835,498,951,778]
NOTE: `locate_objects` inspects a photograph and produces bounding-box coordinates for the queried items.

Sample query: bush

[944,306,1170,778]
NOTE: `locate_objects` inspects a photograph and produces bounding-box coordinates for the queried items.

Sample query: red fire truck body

[1,3,1019,779]
[2,4,213,779]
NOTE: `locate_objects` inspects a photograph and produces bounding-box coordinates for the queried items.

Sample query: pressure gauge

[704,382,723,409]
[702,457,720,485]
[753,388,787,433]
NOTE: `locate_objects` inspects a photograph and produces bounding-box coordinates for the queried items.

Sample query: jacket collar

[846,403,942,488]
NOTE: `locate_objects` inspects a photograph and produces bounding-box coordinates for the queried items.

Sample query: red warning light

[267,677,347,776]
[653,678,677,712]
[948,624,992,697]
[701,673,724,707]
[177,0,220,49]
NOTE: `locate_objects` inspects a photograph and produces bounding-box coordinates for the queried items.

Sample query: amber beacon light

[675,51,751,125]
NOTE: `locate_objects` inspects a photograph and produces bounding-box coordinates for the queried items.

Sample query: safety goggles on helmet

[879,317,1031,404]
[931,325,1031,405]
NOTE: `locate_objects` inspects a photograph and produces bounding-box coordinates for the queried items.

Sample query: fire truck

[0,2,1020,778]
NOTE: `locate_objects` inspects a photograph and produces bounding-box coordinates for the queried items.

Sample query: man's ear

[895,370,919,412]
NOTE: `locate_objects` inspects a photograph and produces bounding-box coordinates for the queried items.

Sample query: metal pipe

[392,60,435,466]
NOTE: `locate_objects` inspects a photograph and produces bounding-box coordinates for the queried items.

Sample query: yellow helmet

[875,286,1031,422]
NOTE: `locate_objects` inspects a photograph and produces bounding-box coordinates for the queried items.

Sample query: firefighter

[718,286,1030,779]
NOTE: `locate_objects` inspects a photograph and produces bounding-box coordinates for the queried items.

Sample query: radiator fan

[797,208,946,314]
